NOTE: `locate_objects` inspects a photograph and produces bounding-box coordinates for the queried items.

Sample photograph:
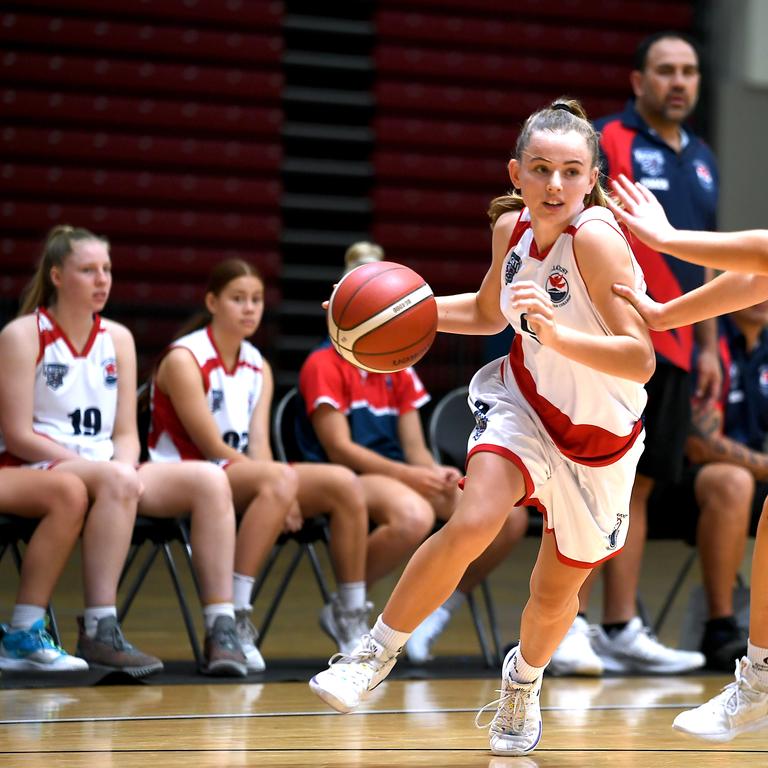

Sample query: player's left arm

[107,320,141,464]
[511,221,655,383]
[246,358,275,462]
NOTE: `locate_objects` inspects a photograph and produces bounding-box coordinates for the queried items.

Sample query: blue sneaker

[0,619,88,671]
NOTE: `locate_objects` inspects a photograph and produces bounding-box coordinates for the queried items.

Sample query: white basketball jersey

[499,206,647,464]
[149,326,264,461]
[0,308,117,461]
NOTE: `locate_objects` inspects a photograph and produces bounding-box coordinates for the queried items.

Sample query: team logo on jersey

[210,389,224,413]
[470,399,490,441]
[634,148,665,176]
[42,363,68,390]
[545,268,570,306]
[694,161,714,191]
[759,366,768,397]
[608,512,628,549]
[504,252,522,284]
[102,358,118,388]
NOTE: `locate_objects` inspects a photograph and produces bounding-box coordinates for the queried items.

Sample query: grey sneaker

[76,615,163,678]
[319,594,372,654]
[235,608,266,672]
[203,615,247,677]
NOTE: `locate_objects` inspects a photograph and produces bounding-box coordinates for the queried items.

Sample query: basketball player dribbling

[609,173,768,740]
[309,98,655,757]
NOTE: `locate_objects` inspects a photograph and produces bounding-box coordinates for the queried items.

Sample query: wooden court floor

[1,537,766,765]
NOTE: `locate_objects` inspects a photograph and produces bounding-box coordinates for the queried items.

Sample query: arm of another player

[512,222,656,383]
[0,316,80,462]
[435,211,516,335]
[106,320,141,464]
[608,174,768,274]
[156,347,244,463]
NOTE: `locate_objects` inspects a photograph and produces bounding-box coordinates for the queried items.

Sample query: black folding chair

[116,384,204,666]
[250,387,332,644]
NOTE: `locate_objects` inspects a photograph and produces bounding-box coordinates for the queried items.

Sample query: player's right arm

[435,211,516,335]
[155,347,244,462]
[0,316,80,461]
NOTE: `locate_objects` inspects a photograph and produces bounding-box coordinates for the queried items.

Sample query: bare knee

[324,466,366,516]
[48,474,88,526]
[696,465,753,526]
[97,462,141,506]
[189,463,233,512]
[385,498,434,545]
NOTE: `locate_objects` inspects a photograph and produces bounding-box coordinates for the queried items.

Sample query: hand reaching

[605,174,677,252]
[611,282,670,330]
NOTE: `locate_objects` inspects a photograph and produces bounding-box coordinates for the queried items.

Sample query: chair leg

[118,544,143,590]
[466,591,495,668]
[161,543,204,668]
[258,543,305,645]
[249,544,282,605]
[653,550,698,635]
[304,542,332,604]
[118,544,161,622]
[176,521,203,601]
[480,580,503,664]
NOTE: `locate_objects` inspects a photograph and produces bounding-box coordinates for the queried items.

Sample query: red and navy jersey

[595,100,719,372]
[297,341,430,463]
[718,317,768,452]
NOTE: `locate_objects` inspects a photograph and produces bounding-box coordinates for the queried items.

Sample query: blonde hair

[487,97,608,228]
[19,225,109,315]
[344,241,384,274]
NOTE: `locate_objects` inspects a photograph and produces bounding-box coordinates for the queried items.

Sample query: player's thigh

[0,467,83,518]
[52,457,139,499]
[224,459,296,512]
[137,461,230,518]
[292,462,359,517]
[359,474,431,527]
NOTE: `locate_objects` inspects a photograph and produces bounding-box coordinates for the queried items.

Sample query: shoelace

[475,684,527,734]
[325,634,386,686]
[100,621,134,652]
[721,662,751,716]
[214,623,240,651]
[27,626,62,653]
[236,614,259,645]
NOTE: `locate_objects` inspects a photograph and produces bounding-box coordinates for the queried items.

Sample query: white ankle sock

[371,615,410,655]
[507,646,546,684]
[84,606,117,638]
[338,581,366,611]
[747,639,768,689]
[203,602,235,632]
[443,590,466,615]
[10,604,46,630]
[232,572,255,611]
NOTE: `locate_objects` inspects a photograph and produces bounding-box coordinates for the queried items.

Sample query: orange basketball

[327,261,437,373]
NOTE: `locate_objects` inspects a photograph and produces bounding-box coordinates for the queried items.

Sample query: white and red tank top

[0,308,118,462]
[149,326,264,461]
[500,206,647,465]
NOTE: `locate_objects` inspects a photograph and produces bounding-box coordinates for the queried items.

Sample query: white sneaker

[309,634,400,713]
[406,605,452,663]
[475,647,543,756]
[234,608,266,672]
[589,617,705,674]
[548,616,603,676]
[319,594,372,655]
[673,657,768,741]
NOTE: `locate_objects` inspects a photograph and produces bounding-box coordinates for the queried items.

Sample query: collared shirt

[595,100,719,372]
[297,341,430,463]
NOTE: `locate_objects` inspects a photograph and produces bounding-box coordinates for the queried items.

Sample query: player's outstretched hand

[611,282,670,330]
[605,174,677,252]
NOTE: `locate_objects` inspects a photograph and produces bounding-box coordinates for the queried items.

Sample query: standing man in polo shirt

[551,30,719,675]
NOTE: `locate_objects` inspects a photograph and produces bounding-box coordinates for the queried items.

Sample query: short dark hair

[633,30,700,72]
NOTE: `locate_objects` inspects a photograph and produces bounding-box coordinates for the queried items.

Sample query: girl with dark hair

[309,98,655,757]
[148,259,371,671]
[0,226,245,678]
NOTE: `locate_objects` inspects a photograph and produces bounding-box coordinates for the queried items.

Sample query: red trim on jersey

[466,443,535,507]
[147,385,206,460]
[505,210,529,254]
[204,326,262,378]
[38,307,103,359]
[508,336,643,465]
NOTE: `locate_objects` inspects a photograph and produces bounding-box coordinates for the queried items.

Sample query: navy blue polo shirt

[595,100,719,372]
[721,317,768,451]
